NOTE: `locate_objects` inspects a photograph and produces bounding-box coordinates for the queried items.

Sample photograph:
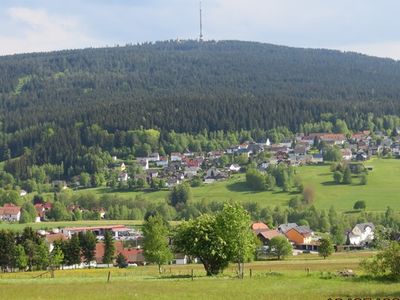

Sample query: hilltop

[2,40,400,134]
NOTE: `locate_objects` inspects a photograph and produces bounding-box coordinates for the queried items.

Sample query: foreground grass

[0,253,398,300]
[75,158,400,212]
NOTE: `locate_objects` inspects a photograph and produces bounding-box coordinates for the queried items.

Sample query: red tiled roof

[0,203,21,215]
[95,241,144,264]
[251,222,269,231]
[257,229,282,240]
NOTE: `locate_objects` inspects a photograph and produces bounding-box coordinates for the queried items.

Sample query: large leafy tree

[318,238,334,259]
[174,214,228,276]
[142,214,173,274]
[268,236,292,260]
[174,202,257,276]
[216,202,257,278]
[168,183,192,208]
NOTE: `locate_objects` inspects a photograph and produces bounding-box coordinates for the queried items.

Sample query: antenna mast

[199,1,203,41]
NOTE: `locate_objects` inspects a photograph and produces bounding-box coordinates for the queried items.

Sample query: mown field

[0,252,398,300]
[74,158,400,212]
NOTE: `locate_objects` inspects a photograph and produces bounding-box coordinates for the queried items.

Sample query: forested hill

[2,39,400,134]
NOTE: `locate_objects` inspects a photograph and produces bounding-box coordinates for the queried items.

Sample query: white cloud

[0,7,101,55]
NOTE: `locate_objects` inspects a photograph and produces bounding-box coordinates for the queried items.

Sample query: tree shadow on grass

[321,181,337,186]
[227,181,259,193]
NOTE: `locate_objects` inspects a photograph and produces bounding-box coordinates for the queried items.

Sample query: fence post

[107,271,111,283]
[250,269,252,278]
[191,269,194,281]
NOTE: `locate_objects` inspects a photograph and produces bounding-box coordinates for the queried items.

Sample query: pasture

[0,252,398,300]
[74,158,400,212]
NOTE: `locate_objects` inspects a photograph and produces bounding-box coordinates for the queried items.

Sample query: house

[156,156,169,168]
[257,229,282,246]
[95,241,145,265]
[118,172,129,182]
[171,152,184,161]
[284,226,313,245]
[0,203,21,222]
[278,223,299,234]
[148,153,160,162]
[52,180,67,190]
[294,146,307,156]
[166,177,181,187]
[311,153,323,164]
[184,167,199,178]
[136,158,149,170]
[347,223,375,246]
[34,202,52,222]
[229,164,241,172]
[355,152,368,161]
[205,167,228,181]
[251,222,269,233]
[174,253,188,265]
[341,148,352,161]
[320,134,346,145]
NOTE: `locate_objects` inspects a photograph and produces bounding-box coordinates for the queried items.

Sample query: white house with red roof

[0,203,21,222]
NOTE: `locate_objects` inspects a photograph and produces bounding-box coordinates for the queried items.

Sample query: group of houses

[112,129,400,190]
[0,202,107,223]
[251,221,375,254]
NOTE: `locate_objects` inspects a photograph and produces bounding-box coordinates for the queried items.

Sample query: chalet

[347,223,375,246]
[284,226,313,246]
[0,203,21,222]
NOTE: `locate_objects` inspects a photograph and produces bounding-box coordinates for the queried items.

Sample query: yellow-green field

[0,252,399,300]
[72,158,400,212]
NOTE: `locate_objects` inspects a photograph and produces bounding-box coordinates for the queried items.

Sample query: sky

[1,0,400,59]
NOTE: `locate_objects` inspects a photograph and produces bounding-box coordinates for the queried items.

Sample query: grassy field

[72,158,400,213]
[0,220,144,231]
[0,252,398,300]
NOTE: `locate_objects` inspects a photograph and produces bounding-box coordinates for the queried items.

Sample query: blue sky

[1,0,400,59]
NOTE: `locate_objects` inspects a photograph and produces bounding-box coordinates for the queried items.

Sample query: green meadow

[73,158,400,213]
[0,252,399,300]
